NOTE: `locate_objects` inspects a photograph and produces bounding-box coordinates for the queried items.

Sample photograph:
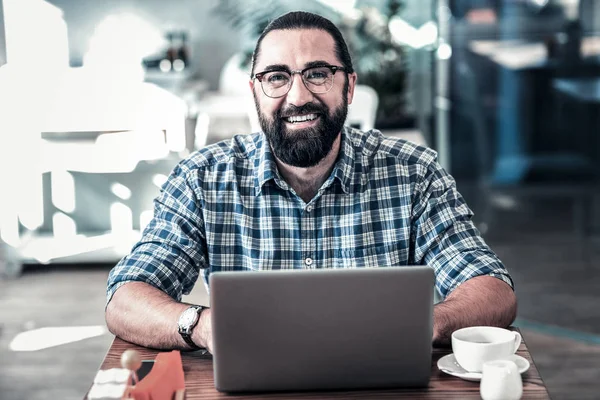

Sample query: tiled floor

[521,330,600,399]
[1,192,600,399]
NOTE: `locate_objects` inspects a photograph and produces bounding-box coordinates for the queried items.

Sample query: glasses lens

[303,67,334,93]
[261,71,291,97]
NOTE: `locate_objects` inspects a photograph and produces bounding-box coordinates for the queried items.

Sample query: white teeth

[286,114,318,123]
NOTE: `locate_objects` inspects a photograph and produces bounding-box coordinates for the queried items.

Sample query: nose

[285,74,314,106]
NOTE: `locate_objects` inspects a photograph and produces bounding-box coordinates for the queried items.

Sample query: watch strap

[181,331,203,350]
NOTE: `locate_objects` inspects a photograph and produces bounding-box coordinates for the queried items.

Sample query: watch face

[179,307,199,328]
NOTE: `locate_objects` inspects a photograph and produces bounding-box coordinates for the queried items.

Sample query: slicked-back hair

[250,11,354,76]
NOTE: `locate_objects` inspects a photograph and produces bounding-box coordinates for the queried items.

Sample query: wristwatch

[177,305,204,350]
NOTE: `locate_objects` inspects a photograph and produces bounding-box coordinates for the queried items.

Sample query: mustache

[278,103,326,118]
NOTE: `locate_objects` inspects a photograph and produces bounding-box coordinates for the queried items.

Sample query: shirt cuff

[445,271,514,299]
[105,280,132,309]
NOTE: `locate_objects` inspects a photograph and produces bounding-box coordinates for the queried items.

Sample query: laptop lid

[210,266,435,393]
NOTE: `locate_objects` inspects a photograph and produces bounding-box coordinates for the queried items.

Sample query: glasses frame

[252,65,346,98]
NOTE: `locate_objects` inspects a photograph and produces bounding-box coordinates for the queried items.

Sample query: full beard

[257,101,348,168]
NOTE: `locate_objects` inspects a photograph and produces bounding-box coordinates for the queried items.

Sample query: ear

[249,78,255,93]
[346,73,358,105]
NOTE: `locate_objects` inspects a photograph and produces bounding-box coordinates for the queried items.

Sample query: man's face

[250,29,357,168]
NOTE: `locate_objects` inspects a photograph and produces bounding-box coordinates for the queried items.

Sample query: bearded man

[105,11,516,354]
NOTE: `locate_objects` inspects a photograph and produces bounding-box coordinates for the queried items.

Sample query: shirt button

[306,205,313,212]
[304,257,313,267]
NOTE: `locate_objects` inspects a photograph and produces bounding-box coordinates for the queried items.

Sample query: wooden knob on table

[121,349,142,372]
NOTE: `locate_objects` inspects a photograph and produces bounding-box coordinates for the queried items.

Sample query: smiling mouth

[283,113,319,124]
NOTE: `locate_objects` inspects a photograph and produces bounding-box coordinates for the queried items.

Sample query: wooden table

[553,77,600,104]
[467,37,600,184]
[90,333,551,399]
[469,37,600,70]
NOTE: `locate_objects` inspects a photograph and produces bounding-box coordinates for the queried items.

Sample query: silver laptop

[210,266,434,393]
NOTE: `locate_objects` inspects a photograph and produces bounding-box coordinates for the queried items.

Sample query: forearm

[433,275,517,347]
[105,281,209,350]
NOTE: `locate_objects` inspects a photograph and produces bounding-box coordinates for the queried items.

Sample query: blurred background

[0,0,599,398]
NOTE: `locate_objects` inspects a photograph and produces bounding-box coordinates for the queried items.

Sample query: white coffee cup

[451,326,521,373]
[480,359,523,400]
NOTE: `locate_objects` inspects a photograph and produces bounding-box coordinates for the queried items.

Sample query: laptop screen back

[210,266,435,393]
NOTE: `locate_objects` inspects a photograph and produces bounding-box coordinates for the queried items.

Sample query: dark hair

[251,11,354,76]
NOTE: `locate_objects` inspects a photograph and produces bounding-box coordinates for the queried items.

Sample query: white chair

[381,129,428,147]
[193,53,259,149]
[346,84,379,131]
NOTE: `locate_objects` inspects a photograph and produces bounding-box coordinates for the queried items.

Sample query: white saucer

[437,354,530,382]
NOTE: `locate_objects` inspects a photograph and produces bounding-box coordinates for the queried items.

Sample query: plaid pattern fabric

[107,126,513,304]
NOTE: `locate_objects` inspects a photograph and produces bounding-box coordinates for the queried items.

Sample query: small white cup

[452,326,521,373]
[480,359,523,400]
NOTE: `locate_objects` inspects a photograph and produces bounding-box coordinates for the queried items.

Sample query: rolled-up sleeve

[106,163,207,305]
[410,158,513,299]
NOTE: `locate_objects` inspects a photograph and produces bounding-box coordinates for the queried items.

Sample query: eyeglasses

[252,65,346,98]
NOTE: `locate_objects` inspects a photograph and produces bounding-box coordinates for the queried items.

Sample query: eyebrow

[304,60,334,69]
[260,60,336,73]
[261,64,290,73]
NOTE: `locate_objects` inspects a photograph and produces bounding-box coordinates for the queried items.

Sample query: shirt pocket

[335,243,409,268]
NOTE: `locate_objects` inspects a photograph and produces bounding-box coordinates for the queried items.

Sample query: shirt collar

[253,133,288,195]
[253,126,358,196]
[332,126,357,194]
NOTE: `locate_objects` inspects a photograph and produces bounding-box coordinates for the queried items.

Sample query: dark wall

[580,0,600,35]
[449,3,569,179]
[0,0,244,89]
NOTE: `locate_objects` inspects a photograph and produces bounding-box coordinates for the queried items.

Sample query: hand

[432,322,450,348]
[193,308,213,354]
[432,303,452,348]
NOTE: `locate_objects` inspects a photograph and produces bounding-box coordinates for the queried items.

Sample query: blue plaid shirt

[107,127,512,304]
